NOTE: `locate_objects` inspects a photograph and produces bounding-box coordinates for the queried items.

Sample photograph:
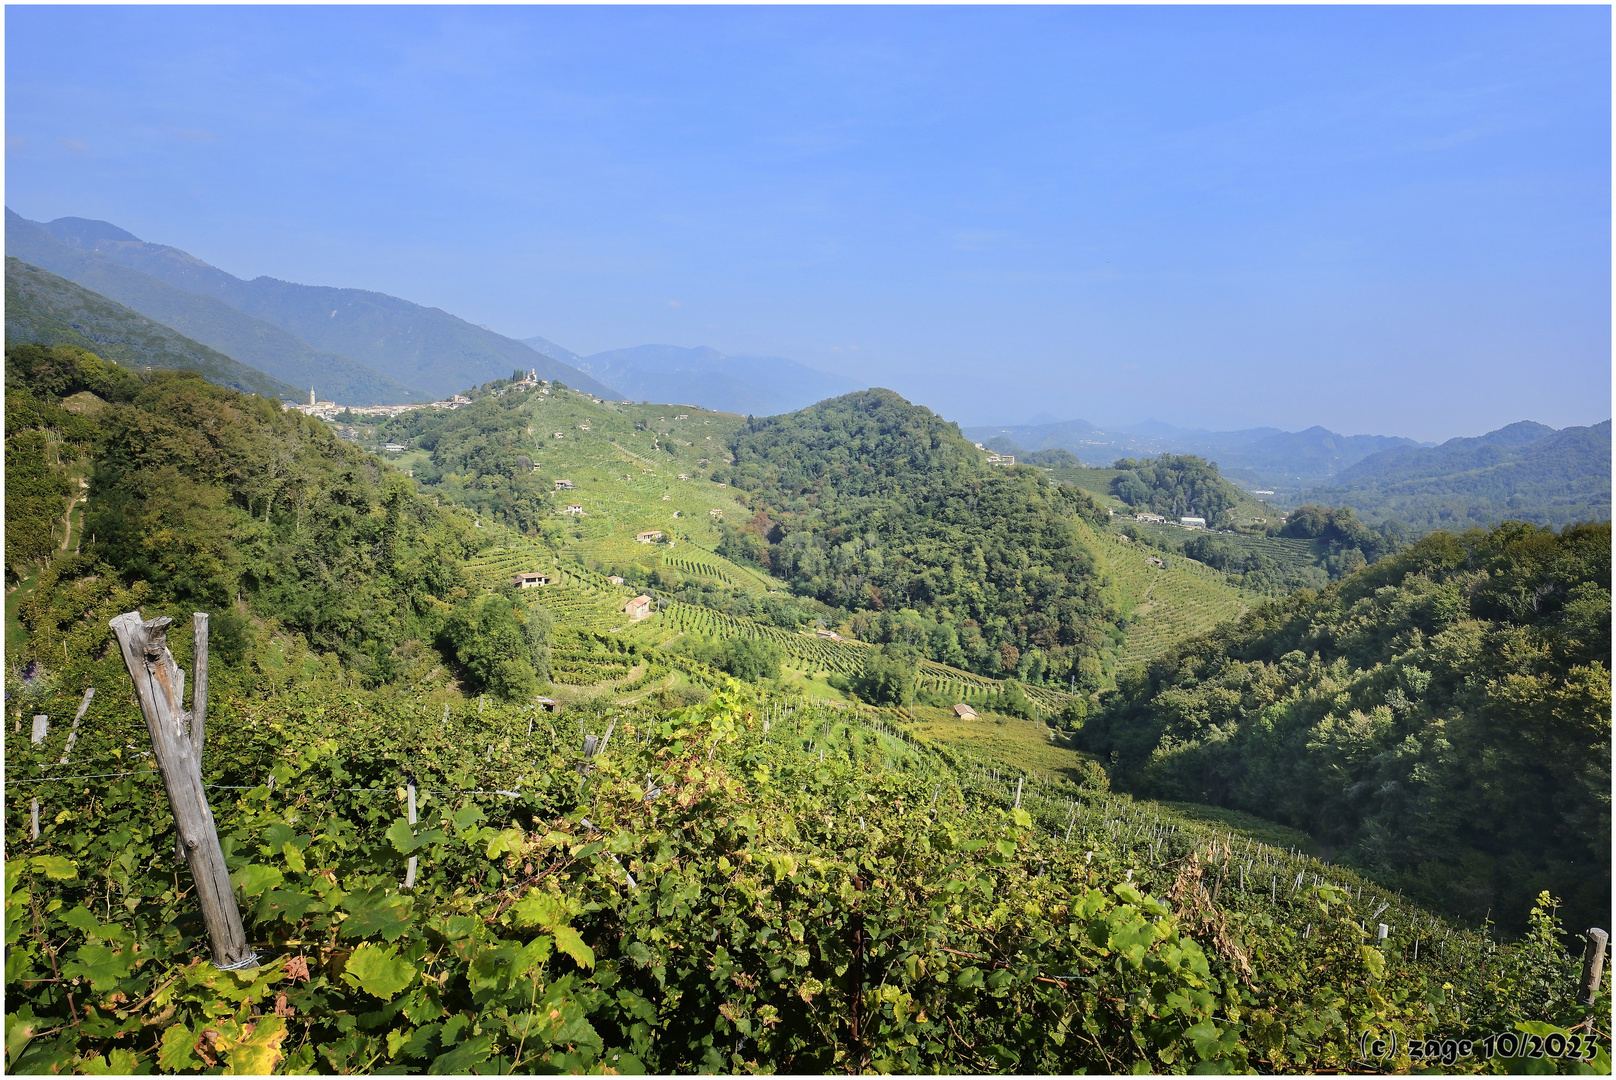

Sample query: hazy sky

[6,6,1610,440]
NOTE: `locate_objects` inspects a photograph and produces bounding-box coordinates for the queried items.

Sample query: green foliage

[440,594,541,701]
[524,603,554,683]
[718,390,1116,684]
[4,685,1606,1074]
[671,635,783,684]
[1082,520,1612,937]
[1278,503,1401,572]
[720,635,784,683]
[4,428,72,576]
[6,345,478,689]
[1110,454,1245,527]
[848,642,919,706]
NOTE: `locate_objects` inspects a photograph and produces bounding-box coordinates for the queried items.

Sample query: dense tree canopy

[714,390,1117,683]
[6,343,482,690]
[1079,520,1611,935]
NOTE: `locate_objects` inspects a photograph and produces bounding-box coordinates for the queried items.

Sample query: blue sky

[6,5,1610,440]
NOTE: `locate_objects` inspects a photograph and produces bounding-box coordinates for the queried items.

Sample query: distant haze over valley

[962,416,1428,490]
[523,339,859,417]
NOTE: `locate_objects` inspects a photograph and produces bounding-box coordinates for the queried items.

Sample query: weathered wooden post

[1579,928,1608,1005]
[30,799,40,841]
[59,688,95,764]
[109,611,254,970]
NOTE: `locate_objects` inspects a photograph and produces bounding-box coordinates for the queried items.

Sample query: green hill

[5,259,301,402]
[717,390,1121,686]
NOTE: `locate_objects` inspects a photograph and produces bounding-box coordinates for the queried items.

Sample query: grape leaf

[342,943,417,1001]
[552,926,595,970]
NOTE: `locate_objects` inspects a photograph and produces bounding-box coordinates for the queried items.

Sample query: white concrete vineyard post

[59,688,95,764]
[403,780,418,890]
[190,613,209,758]
[109,611,254,970]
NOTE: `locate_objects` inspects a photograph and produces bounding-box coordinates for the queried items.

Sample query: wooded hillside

[1079,520,1611,936]
[718,390,1118,685]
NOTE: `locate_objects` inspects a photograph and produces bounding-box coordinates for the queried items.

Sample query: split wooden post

[403,780,418,890]
[59,688,95,764]
[1579,928,1608,1005]
[1014,777,1024,810]
[30,799,40,841]
[30,714,48,745]
[109,611,254,970]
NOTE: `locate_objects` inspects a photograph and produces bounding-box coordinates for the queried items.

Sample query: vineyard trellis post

[109,610,255,970]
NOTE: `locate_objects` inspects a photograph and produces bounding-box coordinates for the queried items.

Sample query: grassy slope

[907,702,1101,786]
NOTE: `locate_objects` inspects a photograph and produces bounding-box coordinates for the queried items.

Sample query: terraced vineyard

[1078,521,1255,670]
[914,661,1074,712]
[655,599,1082,710]
[548,627,642,686]
[464,540,558,590]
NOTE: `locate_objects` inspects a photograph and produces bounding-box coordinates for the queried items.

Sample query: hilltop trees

[380,393,556,536]
[1109,453,1243,525]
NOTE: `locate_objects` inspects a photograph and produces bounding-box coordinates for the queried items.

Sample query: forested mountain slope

[1078,521,1611,936]
[1300,419,1610,533]
[7,210,428,405]
[716,390,1120,684]
[5,259,300,402]
[8,209,618,401]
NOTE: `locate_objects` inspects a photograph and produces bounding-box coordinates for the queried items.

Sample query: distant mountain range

[5,209,618,404]
[1304,419,1610,533]
[6,256,304,401]
[976,412,1610,534]
[524,341,860,417]
[962,417,1422,489]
